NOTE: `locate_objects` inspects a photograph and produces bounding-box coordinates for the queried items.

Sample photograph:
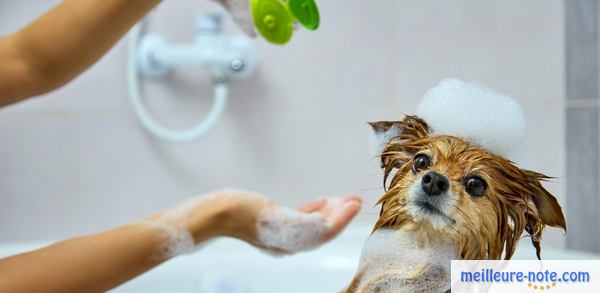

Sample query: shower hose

[127,22,227,143]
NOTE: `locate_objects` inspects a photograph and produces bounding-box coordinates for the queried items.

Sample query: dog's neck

[344,228,457,293]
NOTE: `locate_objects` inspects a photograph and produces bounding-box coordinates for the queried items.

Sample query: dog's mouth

[404,182,458,229]
[413,200,457,227]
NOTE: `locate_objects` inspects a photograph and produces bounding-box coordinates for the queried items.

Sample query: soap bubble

[416,78,525,163]
[353,229,456,292]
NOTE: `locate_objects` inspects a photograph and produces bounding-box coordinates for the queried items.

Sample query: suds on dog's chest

[350,229,457,293]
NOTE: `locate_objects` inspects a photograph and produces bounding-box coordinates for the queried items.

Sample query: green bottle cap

[252,0,294,45]
[287,0,320,30]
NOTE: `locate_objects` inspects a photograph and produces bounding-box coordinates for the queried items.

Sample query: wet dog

[342,115,566,292]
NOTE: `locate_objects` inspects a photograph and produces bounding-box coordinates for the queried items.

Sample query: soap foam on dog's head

[416,78,526,163]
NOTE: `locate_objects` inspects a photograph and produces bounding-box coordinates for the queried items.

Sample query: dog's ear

[369,115,430,187]
[369,116,430,230]
[522,170,567,230]
[368,115,430,159]
[368,120,404,159]
[511,169,566,259]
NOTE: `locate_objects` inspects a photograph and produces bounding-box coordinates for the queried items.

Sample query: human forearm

[0,0,161,105]
[0,224,167,293]
[0,190,361,292]
[0,194,229,293]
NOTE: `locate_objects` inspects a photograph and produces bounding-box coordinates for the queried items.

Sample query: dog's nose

[421,172,449,196]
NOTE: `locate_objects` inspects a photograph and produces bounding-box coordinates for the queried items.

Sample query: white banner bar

[452,260,599,292]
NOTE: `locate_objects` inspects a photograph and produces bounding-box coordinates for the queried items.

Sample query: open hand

[297,196,363,242]
[184,189,362,254]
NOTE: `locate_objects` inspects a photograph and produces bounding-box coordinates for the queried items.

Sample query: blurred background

[0,0,595,254]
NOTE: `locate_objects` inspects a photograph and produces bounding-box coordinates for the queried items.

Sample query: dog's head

[370,115,566,260]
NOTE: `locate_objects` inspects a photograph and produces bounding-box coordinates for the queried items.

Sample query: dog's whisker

[359,173,385,179]
[361,187,386,191]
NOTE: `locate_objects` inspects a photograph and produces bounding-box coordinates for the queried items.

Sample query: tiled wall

[0,0,568,249]
[565,0,600,252]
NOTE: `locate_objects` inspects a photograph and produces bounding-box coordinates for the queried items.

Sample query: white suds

[256,207,330,254]
[140,189,255,260]
[143,188,341,258]
[141,195,210,260]
[354,229,457,292]
[143,189,348,259]
[143,219,196,260]
[416,78,526,163]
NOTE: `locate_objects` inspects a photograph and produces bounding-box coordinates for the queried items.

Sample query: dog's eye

[464,176,487,197]
[412,154,431,172]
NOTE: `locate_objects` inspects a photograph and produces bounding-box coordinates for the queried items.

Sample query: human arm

[0,0,162,106]
[0,189,362,293]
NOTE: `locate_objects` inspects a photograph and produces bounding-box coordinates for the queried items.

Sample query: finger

[298,197,327,213]
[324,200,362,239]
[326,195,362,207]
[321,196,362,214]
[347,195,363,203]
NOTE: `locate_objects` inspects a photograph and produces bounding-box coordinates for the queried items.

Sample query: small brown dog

[342,115,566,293]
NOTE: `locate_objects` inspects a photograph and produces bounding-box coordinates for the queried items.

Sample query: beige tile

[392,0,564,104]
[0,0,568,247]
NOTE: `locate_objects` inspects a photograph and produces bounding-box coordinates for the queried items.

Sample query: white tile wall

[0,0,566,250]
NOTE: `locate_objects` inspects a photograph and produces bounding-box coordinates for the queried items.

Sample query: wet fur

[342,115,566,292]
[344,263,450,293]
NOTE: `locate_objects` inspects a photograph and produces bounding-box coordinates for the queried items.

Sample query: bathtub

[1,223,598,293]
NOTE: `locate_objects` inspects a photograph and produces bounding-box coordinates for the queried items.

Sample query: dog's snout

[421,172,449,196]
